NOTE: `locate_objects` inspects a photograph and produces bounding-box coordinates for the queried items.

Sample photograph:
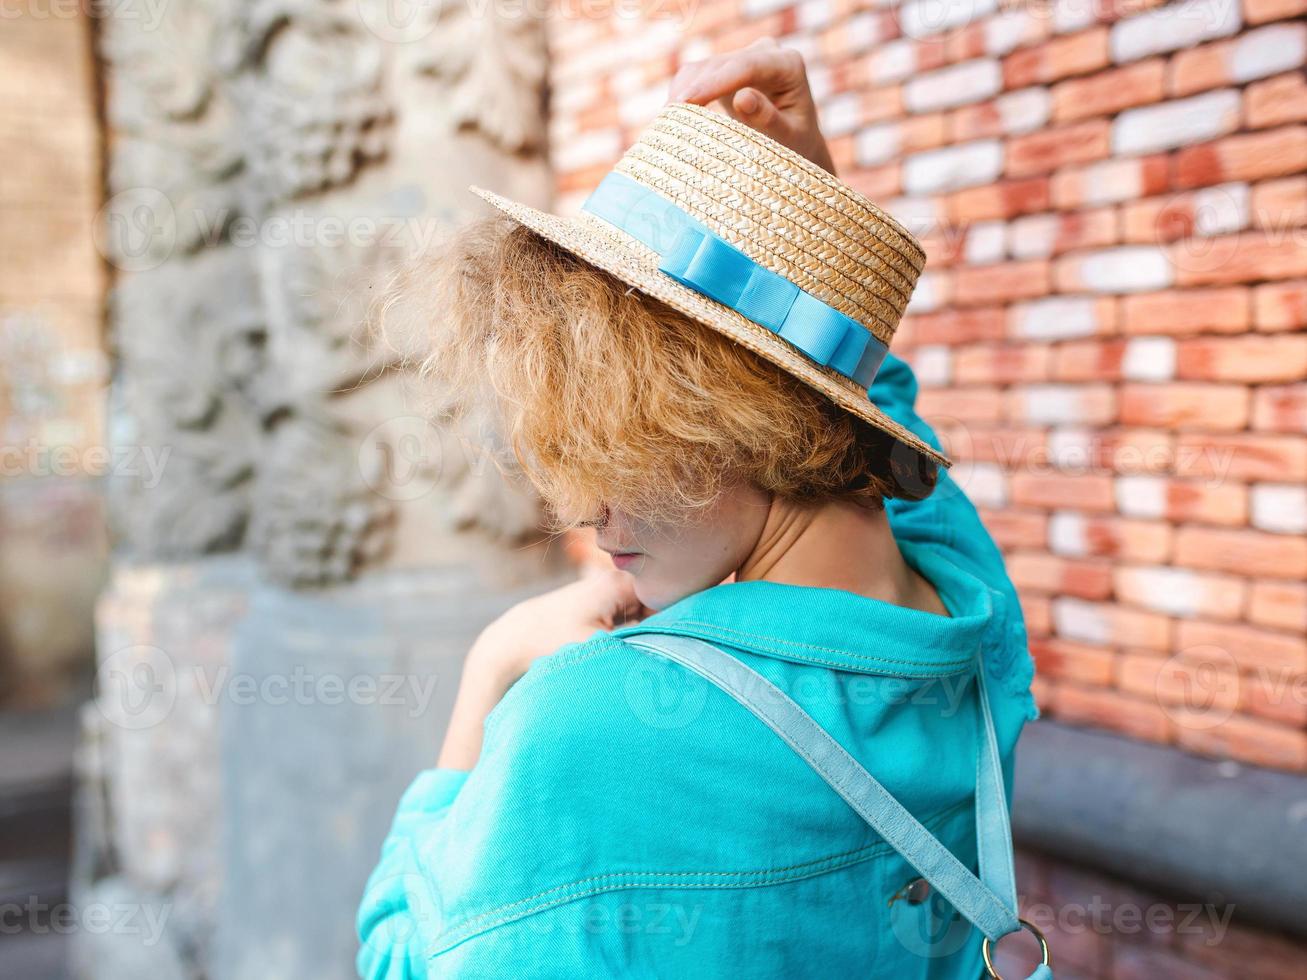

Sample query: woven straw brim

[469,185,950,470]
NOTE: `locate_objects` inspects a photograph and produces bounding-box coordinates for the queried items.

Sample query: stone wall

[76,3,569,978]
[546,0,1307,771]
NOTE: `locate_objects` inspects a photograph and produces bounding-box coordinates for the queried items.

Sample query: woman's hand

[436,569,650,769]
[668,38,836,176]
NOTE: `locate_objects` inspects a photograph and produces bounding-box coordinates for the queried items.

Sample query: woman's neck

[736,497,948,616]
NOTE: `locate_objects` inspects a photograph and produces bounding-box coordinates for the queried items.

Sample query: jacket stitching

[656,620,974,672]
[428,797,972,956]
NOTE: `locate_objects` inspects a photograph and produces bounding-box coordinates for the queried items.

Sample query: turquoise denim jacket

[356,354,1040,979]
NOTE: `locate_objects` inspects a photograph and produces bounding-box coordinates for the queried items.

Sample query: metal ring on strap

[982,918,1052,979]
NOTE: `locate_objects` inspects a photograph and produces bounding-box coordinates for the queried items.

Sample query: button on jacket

[356,354,1040,979]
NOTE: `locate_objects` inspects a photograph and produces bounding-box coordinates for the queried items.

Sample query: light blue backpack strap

[623,632,1051,979]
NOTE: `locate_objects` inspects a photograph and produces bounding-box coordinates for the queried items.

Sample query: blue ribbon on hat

[581,171,888,390]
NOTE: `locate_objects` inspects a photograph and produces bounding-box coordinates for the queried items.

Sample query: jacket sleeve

[356,768,469,980]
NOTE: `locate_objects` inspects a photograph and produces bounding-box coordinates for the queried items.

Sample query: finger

[668,59,711,102]
[724,87,781,131]
[676,44,804,107]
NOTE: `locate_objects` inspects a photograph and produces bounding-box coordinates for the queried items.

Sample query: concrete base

[1013,719,1307,939]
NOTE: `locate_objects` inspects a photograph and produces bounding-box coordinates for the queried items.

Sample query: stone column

[75,3,563,978]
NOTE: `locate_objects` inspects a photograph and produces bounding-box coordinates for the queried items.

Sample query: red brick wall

[547,0,1307,771]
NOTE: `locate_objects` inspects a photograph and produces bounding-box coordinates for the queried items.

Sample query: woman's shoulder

[481,629,718,761]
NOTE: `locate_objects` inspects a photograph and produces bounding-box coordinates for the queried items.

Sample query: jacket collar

[610,541,995,678]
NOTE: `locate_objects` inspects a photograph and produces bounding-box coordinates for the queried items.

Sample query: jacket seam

[628,621,974,674]
[427,796,972,957]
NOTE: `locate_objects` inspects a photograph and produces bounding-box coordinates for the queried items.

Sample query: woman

[357,40,1040,979]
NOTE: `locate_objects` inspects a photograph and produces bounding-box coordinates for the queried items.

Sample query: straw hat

[469,101,948,469]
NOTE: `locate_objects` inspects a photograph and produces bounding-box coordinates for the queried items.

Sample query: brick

[908,344,952,387]
[1052,154,1169,208]
[978,508,1048,550]
[1249,580,1307,632]
[904,58,1002,113]
[1121,287,1250,334]
[1022,592,1053,636]
[953,343,1052,383]
[963,220,1006,265]
[1011,471,1116,510]
[1115,475,1250,525]
[1175,125,1307,189]
[1052,337,1174,382]
[1113,89,1241,155]
[1050,338,1121,381]
[945,21,987,63]
[820,92,867,138]
[1253,386,1307,434]
[1051,59,1165,122]
[1119,650,1242,714]
[899,0,1001,41]
[952,259,1051,304]
[865,38,916,85]
[917,386,1005,423]
[1055,246,1174,293]
[1177,619,1307,673]
[1008,384,1116,425]
[902,306,1006,344]
[1174,229,1307,285]
[1004,27,1110,88]
[1251,176,1307,230]
[959,461,1010,508]
[1030,638,1115,684]
[1009,552,1114,598]
[1094,427,1177,474]
[1009,208,1117,259]
[1251,482,1307,534]
[1045,425,1171,472]
[1048,512,1173,561]
[1244,0,1307,24]
[1008,295,1115,340]
[984,8,1050,57]
[1246,71,1307,128]
[1176,335,1307,383]
[857,84,905,125]
[1170,24,1307,95]
[1115,564,1246,619]
[1118,383,1249,429]
[1109,0,1242,63]
[1175,712,1307,770]
[1006,120,1111,178]
[1169,39,1233,97]
[950,87,1053,141]
[1121,183,1250,244]
[934,423,1045,465]
[1242,664,1307,726]
[1253,281,1307,330]
[1173,432,1307,481]
[1175,525,1307,578]
[844,162,901,201]
[1225,21,1307,79]
[906,271,954,315]
[946,176,1051,221]
[1052,683,1173,741]
[903,140,1004,194]
[1123,336,1180,381]
[901,113,949,154]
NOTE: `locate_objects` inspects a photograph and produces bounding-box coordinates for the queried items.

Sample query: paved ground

[0,700,80,980]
